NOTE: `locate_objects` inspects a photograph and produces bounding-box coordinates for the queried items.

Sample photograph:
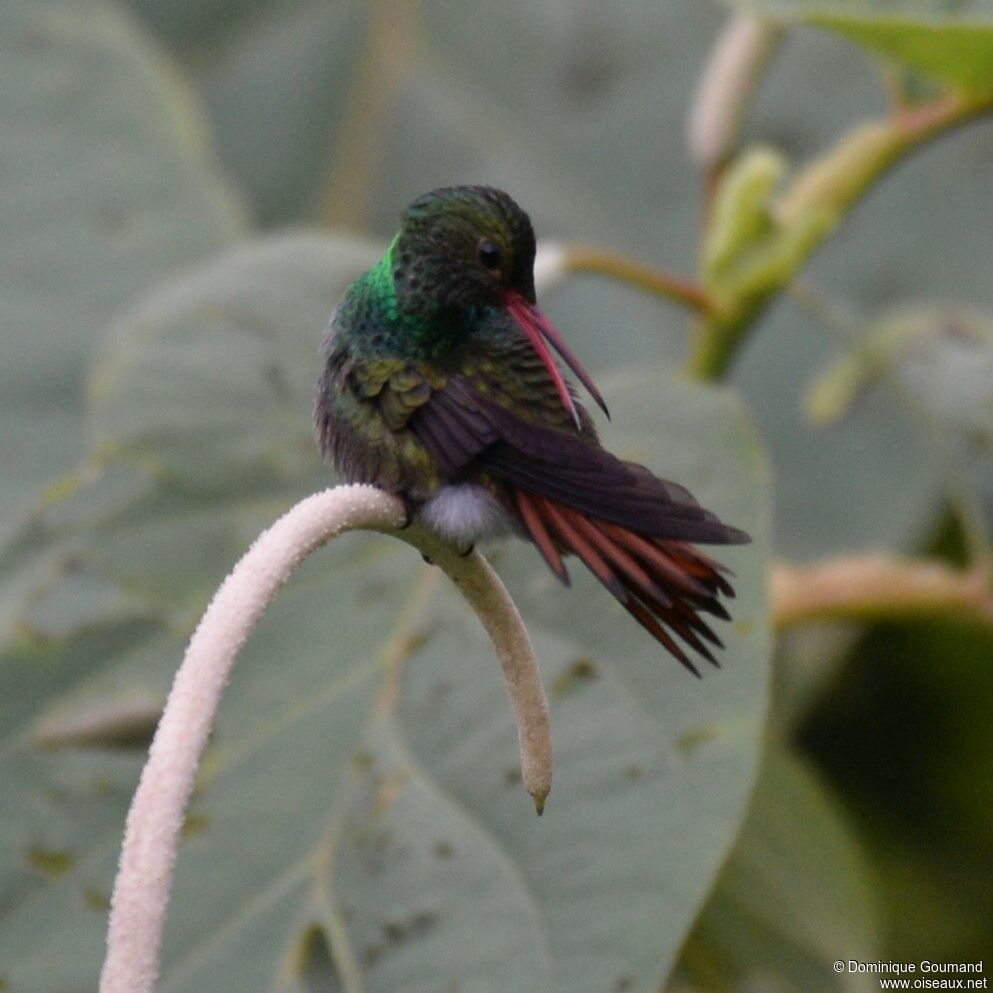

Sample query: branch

[777,93,991,228]
[100,484,550,993]
[533,241,714,315]
[688,91,993,381]
[773,555,993,632]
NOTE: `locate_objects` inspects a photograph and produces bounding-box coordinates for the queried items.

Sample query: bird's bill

[503,291,609,429]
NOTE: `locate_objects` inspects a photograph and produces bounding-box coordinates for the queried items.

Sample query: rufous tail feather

[514,489,737,676]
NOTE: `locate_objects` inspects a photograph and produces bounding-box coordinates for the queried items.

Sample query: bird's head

[392,186,606,425]
[393,185,536,313]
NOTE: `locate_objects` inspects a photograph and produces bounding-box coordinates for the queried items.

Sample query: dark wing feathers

[412,375,748,546]
[413,383,500,476]
[410,373,748,672]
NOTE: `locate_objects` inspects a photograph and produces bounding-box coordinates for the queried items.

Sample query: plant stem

[778,93,986,227]
[561,244,715,314]
[100,485,550,993]
[773,555,993,632]
[688,92,993,381]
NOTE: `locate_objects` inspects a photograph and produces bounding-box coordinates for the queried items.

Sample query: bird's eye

[477,238,502,272]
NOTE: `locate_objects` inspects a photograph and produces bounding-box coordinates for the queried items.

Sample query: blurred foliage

[2,0,993,990]
[677,747,879,993]
[724,0,993,94]
[804,305,993,444]
[804,615,993,965]
[0,0,242,617]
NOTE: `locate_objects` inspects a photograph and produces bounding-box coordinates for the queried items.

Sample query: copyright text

[833,960,986,990]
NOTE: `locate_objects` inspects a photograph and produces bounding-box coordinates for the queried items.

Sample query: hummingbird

[315,186,749,675]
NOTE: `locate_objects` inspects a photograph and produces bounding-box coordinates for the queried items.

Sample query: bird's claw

[398,494,417,530]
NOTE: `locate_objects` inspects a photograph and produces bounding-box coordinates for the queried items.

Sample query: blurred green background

[2,1,992,990]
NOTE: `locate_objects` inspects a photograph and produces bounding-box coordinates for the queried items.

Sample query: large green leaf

[676,747,879,993]
[0,0,241,583]
[0,621,174,920]
[0,235,770,991]
[125,0,277,59]
[721,0,993,94]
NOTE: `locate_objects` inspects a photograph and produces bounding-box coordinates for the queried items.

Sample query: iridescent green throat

[342,236,472,361]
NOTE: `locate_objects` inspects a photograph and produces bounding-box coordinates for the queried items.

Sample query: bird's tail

[513,489,740,676]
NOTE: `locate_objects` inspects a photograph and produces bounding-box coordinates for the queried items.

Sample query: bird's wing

[349,357,444,430]
[412,375,750,674]
[411,376,747,544]
[316,350,452,494]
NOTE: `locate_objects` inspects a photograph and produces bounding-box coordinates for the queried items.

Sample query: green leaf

[0,235,771,991]
[53,235,379,625]
[0,620,172,919]
[121,0,377,227]
[125,0,278,60]
[0,0,241,590]
[702,146,834,310]
[90,233,381,491]
[676,747,880,993]
[721,0,993,94]
[804,306,993,447]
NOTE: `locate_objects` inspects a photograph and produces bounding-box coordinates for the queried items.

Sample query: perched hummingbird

[315,186,749,674]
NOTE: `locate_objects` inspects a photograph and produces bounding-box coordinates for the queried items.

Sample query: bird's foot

[421,543,473,566]
[398,494,417,530]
